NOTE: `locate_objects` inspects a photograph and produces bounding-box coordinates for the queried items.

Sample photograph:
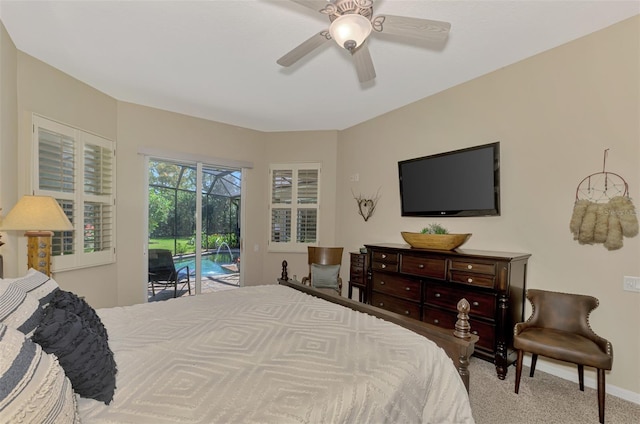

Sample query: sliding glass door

[148,159,241,300]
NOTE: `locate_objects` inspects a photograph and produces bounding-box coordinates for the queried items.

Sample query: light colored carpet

[469,358,640,423]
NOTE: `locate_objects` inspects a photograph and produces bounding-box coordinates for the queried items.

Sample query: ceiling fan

[277,0,451,83]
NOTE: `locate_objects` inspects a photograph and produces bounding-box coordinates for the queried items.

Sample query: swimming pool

[174,253,237,277]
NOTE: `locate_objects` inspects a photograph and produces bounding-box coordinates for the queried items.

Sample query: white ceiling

[1,1,638,132]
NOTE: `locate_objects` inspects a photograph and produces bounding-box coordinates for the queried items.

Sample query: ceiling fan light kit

[278,0,451,83]
[329,13,372,50]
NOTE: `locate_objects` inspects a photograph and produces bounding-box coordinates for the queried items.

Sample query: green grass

[148,238,194,255]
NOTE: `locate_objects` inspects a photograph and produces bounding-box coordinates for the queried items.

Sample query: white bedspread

[77,285,474,423]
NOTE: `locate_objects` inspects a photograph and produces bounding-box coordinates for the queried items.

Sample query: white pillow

[0,282,42,337]
[10,268,60,306]
[0,323,80,423]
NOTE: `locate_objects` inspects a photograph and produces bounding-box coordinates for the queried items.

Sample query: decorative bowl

[401,232,471,250]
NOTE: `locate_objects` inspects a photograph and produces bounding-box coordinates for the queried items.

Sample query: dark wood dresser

[348,252,369,302]
[364,243,530,379]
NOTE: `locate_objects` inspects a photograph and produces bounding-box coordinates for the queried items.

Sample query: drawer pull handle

[381,264,387,269]
[379,281,385,285]
[472,330,478,335]
[378,302,384,307]
[467,265,473,269]
[382,254,387,259]
[467,278,473,283]
[472,301,480,307]
[418,264,425,269]
[433,319,439,324]
[404,310,410,315]
[405,287,411,291]
[434,293,441,298]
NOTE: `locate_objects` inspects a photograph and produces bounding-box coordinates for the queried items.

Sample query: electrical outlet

[623,276,640,292]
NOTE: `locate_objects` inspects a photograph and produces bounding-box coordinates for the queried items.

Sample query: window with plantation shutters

[33,115,116,271]
[269,164,320,252]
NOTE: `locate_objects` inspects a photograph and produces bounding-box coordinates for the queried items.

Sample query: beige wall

[115,102,269,306]
[12,52,120,307]
[336,16,639,396]
[0,15,638,398]
[260,130,340,283]
[0,22,18,276]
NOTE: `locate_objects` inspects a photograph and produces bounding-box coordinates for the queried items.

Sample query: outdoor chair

[148,249,191,298]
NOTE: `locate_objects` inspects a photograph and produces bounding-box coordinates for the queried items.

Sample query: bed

[1,269,477,423]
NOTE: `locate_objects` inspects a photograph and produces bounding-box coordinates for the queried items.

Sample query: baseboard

[523,356,640,405]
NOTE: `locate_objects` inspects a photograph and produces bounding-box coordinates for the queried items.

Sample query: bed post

[453,298,473,390]
[281,260,289,281]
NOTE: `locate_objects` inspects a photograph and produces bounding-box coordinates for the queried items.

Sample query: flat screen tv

[398,142,500,217]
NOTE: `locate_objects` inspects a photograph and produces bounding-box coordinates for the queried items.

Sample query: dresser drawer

[372,250,398,263]
[350,253,366,266]
[372,261,398,273]
[372,272,421,301]
[449,259,496,275]
[350,265,365,280]
[425,285,496,320]
[449,271,495,288]
[400,255,446,279]
[371,292,421,319]
[423,307,495,351]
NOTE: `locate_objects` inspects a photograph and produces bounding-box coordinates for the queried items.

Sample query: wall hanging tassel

[610,196,639,237]
[603,211,624,251]
[578,202,598,245]
[593,203,609,244]
[570,199,590,240]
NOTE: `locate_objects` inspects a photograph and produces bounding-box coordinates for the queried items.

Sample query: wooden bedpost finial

[454,298,472,339]
[281,260,289,281]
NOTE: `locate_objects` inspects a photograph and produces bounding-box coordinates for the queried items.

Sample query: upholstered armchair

[301,246,344,295]
[513,289,613,423]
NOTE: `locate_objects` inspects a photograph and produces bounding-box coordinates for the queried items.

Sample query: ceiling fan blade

[352,43,376,83]
[373,15,451,41]
[277,31,331,67]
[288,0,332,14]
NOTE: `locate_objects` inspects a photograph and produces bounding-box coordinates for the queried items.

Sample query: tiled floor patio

[148,273,239,302]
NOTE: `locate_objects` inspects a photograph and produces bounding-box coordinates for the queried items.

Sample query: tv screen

[398,142,500,217]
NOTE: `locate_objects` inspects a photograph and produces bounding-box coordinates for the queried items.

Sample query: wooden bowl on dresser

[401,232,471,250]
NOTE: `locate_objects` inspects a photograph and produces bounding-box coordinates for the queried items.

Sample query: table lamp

[0,195,73,276]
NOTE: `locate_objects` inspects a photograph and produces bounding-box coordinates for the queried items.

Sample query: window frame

[268,162,320,253]
[32,114,116,271]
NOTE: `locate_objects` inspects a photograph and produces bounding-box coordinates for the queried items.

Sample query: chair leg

[529,353,538,377]
[597,368,606,423]
[173,281,178,298]
[515,349,524,394]
[578,364,585,391]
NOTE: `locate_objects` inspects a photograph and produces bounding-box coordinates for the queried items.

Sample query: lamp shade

[0,195,73,232]
[329,13,372,50]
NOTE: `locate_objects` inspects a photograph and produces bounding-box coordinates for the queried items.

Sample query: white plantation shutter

[269,164,320,252]
[33,115,116,271]
[38,129,75,193]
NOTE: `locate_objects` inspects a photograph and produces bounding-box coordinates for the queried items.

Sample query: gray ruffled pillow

[50,290,109,341]
[32,305,117,404]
